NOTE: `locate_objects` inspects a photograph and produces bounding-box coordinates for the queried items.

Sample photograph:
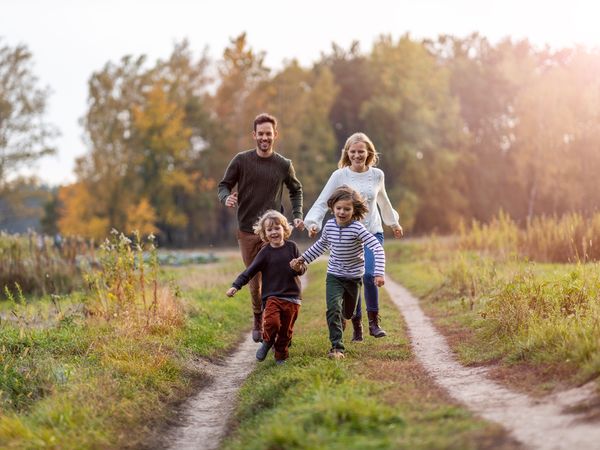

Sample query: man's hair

[253,113,278,131]
[338,132,380,169]
[326,185,369,221]
[253,210,292,242]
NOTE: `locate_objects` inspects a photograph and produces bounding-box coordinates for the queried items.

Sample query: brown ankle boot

[367,311,387,338]
[252,312,263,342]
[351,317,363,342]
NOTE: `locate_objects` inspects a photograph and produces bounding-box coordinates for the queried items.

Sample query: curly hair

[253,210,292,242]
[338,132,379,169]
[326,185,369,221]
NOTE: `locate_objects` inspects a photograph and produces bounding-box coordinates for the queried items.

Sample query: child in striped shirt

[290,185,385,359]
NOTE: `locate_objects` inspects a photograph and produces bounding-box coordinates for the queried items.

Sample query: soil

[164,333,258,450]
[384,278,600,450]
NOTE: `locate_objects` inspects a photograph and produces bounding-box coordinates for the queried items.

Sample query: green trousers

[325,273,362,351]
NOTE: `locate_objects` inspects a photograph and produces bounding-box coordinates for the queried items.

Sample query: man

[218,113,304,342]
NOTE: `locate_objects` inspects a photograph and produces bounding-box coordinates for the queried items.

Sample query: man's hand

[225,192,238,208]
[226,287,237,297]
[293,218,305,231]
[392,225,404,239]
[374,276,385,287]
[290,257,305,272]
[308,226,318,238]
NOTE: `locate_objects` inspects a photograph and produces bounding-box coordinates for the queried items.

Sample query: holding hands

[289,257,305,272]
[374,275,385,287]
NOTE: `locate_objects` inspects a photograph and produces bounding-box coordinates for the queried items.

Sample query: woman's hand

[374,276,385,287]
[308,226,318,238]
[392,225,403,239]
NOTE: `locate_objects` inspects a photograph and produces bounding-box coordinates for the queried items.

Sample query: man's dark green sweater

[217,149,303,233]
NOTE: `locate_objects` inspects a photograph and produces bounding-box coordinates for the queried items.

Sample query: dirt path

[166,273,307,450]
[166,333,257,450]
[385,278,600,450]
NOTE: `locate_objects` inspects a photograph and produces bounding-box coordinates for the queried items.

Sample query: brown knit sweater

[217,149,303,232]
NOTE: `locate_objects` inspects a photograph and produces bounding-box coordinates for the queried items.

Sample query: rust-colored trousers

[237,230,265,314]
[263,296,300,361]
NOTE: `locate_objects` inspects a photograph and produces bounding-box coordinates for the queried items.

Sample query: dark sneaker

[275,359,286,365]
[327,348,345,359]
[256,341,273,361]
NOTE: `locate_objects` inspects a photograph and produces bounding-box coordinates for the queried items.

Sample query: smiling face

[264,219,285,247]
[253,122,277,156]
[333,199,355,226]
[347,141,369,172]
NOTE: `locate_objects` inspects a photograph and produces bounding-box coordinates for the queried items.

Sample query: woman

[303,132,403,341]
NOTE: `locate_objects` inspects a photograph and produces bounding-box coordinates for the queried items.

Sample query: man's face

[253,122,277,153]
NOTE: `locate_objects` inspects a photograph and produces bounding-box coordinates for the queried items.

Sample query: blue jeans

[354,232,383,319]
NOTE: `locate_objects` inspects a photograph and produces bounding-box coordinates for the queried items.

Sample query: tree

[0,40,57,186]
[0,176,51,233]
[362,35,466,231]
[205,33,270,241]
[319,42,374,151]
[247,60,339,209]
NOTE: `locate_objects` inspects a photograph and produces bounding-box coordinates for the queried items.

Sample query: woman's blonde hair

[338,132,379,169]
[253,210,292,242]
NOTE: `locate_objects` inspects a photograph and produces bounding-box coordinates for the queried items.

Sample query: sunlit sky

[2,0,598,186]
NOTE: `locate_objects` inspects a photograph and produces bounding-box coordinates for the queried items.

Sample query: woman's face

[347,141,369,172]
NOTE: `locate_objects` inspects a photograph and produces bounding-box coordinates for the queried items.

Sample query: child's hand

[226,287,237,297]
[290,257,304,271]
[308,226,318,238]
[374,276,385,287]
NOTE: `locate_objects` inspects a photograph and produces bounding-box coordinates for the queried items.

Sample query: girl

[303,132,402,341]
[290,186,385,359]
[226,210,306,364]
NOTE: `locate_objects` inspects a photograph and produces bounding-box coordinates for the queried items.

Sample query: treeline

[43,33,600,245]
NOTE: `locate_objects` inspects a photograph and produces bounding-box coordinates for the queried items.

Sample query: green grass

[222,262,512,450]
[0,256,250,449]
[386,239,600,386]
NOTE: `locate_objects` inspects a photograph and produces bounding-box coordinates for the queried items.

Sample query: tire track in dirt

[385,278,600,450]
[166,332,257,450]
[166,274,307,450]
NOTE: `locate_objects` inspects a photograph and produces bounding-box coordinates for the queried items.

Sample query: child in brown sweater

[226,210,306,364]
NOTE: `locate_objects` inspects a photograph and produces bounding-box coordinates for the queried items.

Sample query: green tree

[319,42,374,151]
[248,60,338,208]
[0,40,57,186]
[429,35,537,222]
[362,34,466,231]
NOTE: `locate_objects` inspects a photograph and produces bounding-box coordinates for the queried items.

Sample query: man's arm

[217,155,240,205]
[284,161,303,221]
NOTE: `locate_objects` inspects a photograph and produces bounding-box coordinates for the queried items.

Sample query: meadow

[1,213,599,448]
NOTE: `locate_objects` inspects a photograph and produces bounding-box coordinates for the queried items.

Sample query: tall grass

[387,238,600,385]
[458,211,600,263]
[84,229,184,332]
[0,232,94,297]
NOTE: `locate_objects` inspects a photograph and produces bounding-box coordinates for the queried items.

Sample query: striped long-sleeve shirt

[301,218,385,279]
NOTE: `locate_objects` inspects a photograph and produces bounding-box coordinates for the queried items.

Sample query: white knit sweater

[304,167,400,235]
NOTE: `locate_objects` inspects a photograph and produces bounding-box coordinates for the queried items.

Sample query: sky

[2,0,599,187]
